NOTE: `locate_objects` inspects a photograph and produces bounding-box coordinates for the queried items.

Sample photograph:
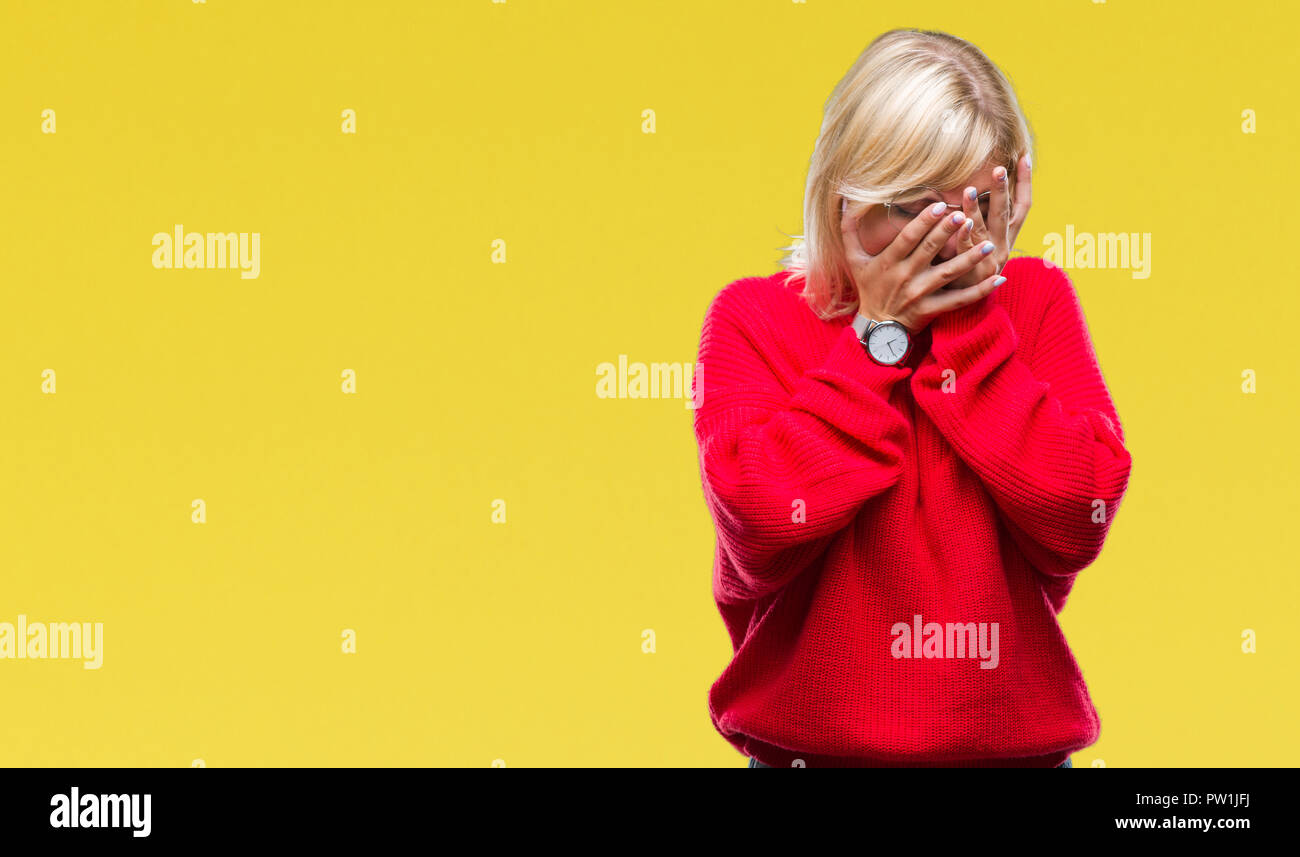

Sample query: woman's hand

[840,199,1005,333]
[946,154,1033,289]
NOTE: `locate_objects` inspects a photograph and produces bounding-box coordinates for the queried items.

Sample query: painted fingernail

[994,167,1007,182]
[993,276,1007,286]
[931,202,947,216]
[951,212,965,225]
[981,241,995,254]
[964,219,975,232]
[966,187,977,200]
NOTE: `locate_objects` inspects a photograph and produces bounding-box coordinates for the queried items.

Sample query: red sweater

[691,256,1133,767]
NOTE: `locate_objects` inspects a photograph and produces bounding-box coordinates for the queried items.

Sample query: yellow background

[1,0,1295,766]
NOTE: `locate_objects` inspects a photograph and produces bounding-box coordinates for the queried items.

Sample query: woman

[692,29,1133,768]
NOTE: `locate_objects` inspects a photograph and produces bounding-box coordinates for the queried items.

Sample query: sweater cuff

[925,295,1018,367]
[788,324,913,432]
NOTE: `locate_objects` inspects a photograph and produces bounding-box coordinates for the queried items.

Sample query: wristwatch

[852,313,912,366]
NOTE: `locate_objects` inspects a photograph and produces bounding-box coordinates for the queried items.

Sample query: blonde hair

[779,29,1034,320]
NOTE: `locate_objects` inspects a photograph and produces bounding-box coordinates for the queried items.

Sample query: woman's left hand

[945,154,1032,290]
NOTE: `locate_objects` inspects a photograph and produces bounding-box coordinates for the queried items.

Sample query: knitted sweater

[691,256,1133,767]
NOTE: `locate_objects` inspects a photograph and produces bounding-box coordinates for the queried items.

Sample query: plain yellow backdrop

[1,0,1295,766]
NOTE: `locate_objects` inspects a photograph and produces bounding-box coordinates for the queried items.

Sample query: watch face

[867,323,908,364]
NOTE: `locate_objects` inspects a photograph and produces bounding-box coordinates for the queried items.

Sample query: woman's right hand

[839,198,1006,332]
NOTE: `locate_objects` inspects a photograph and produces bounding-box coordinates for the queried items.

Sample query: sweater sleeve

[909,264,1133,589]
[693,281,913,603]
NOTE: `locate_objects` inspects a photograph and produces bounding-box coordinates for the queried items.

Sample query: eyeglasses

[883,186,995,234]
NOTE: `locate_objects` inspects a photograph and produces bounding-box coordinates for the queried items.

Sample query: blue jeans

[748,756,1073,768]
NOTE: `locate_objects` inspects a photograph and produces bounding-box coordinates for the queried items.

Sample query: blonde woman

[692,29,1133,768]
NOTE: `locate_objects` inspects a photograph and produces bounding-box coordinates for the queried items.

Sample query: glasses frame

[883,186,995,234]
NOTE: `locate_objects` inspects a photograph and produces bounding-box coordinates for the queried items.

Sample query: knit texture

[692,256,1133,767]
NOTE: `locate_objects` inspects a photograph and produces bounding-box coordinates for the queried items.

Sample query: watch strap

[851,313,875,342]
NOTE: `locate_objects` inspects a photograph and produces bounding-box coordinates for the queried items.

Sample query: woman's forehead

[910,160,1002,199]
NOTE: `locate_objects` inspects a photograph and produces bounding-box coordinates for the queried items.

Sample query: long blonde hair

[780,29,1034,320]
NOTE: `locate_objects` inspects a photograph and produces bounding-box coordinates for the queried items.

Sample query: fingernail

[931,202,947,216]
[995,167,1007,182]
[993,276,1007,286]
[951,212,965,225]
[1024,154,1032,169]
[964,219,974,232]
[966,187,977,200]
[981,241,995,254]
